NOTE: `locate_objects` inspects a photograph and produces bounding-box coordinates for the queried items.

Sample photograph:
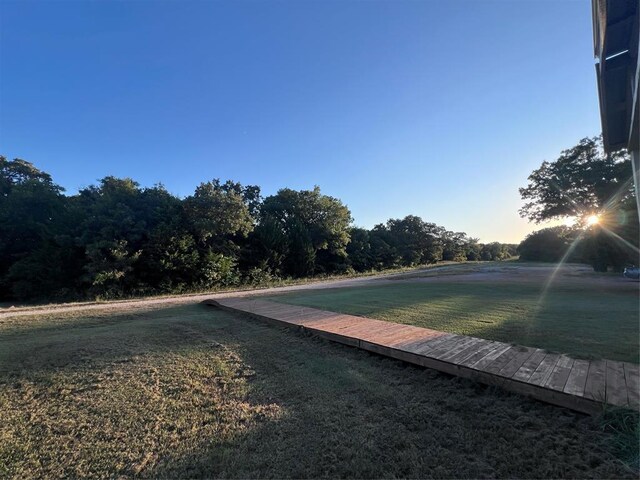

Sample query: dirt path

[0,268,425,319]
[3,262,635,320]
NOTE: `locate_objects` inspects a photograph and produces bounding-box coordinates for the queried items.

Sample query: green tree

[519,136,638,271]
[346,227,373,272]
[464,239,482,261]
[517,226,578,262]
[0,157,70,300]
[381,216,444,266]
[369,225,401,269]
[260,187,352,276]
[75,177,148,296]
[519,136,633,222]
[442,231,470,262]
[184,179,256,249]
[244,215,289,276]
[480,242,513,261]
[141,230,200,293]
[134,186,198,292]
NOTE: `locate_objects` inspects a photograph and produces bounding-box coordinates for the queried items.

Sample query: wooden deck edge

[358,341,603,415]
[205,300,606,416]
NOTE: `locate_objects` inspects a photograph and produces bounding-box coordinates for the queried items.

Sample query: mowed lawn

[0,303,636,478]
[268,271,640,363]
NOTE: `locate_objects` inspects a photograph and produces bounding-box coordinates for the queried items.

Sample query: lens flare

[586,214,600,226]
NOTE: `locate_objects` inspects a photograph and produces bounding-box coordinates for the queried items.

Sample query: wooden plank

[340,325,398,343]
[248,303,297,315]
[544,355,574,392]
[272,308,332,321]
[210,297,624,415]
[623,363,639,409]
[605,360,629,407]
[453,340,499,365]
[442,337,489,362]
[430,336,481,361]
[457,341,502,367]
[312,329,360,347]
[498,347,537,378]
[290,309,348,322]
[484,347,520,374]
[394,330,445,349]
[319,319,374,336]
[409,333,459,356]
[243,302,332,323]
[285,307,339,319]
[528,353,560,386]
[418,334,468,358]
[299,317,353,332]
[280,313,338,326]
[339,322,402,340]
[356,323,412,342]
[385,329,436,348]
[367,324,419,340]
[302,314,363,330]
[563,359,591,396]
[469,343,512,370]
[583,360,607,402]
[399,328,445,350]
[311,314,368,329]
[401,332,454,353]
[328,318,382,334]
[368,326,425,347]
[242,306,315,322]
[446,338,493,364]
[512,349,547,382]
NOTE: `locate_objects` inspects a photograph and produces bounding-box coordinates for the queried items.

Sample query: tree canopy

[519,136,634,223]
[519,137,638,271]
[0,157,516,302]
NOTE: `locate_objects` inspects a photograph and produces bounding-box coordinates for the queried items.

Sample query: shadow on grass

[0,303,637,478]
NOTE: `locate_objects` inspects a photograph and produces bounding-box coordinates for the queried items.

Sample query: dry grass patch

[0,303,636,478]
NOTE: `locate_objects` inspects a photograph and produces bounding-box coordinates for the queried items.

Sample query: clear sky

[0,0,601,243]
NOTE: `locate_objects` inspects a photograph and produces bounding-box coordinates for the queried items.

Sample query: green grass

[600,408,640,471]
[0,302,636,478]
[268,275,640,363]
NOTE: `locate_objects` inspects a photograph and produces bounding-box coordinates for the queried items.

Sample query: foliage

[346,227,373,271]
[519,136,633,222]
[517,226,578,262]
[258,187,352,276]
[183,179,257,247]
[520,136,639,271]
[0,157,516,302]
[0,157,69,299]
[599,407,640,472]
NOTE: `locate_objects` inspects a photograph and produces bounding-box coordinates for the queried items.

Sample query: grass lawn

[267,271,640,363]
[0,302,636,478]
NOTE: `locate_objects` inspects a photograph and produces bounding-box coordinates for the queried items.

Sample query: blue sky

[0,0,600,242]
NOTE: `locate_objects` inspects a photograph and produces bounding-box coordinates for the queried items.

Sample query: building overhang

[592,0,639,152]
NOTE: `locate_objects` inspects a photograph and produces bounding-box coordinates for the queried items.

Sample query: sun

[586,214,600,226]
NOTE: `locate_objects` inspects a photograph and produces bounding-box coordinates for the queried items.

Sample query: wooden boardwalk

[208,297,640,415]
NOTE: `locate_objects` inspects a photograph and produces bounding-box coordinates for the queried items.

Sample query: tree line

[0,157,516,302]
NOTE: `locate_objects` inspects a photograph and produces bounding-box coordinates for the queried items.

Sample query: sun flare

[586,214,600,226]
